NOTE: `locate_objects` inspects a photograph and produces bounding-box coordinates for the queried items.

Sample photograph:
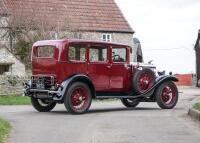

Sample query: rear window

[36,46,55,58]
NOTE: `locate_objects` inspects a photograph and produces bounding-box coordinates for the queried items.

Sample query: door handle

[106,65,111,69]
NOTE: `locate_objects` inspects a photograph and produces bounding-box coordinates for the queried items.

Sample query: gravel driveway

[0,87,200,143]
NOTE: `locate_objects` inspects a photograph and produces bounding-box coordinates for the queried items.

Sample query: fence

[175,74,193,86]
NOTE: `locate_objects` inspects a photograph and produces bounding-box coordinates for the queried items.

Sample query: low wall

[0,75,30,95]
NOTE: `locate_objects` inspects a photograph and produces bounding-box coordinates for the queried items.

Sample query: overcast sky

[115,0,200,74]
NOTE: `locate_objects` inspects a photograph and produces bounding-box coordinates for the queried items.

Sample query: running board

[96,89,155,99]
[96,95,142,99]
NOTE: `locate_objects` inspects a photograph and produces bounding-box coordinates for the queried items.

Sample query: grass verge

[193,102,200,111]
[0,95,31,105]
[0,118,11,143]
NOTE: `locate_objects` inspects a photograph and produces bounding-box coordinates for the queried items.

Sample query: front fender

[156,75,178,83]
[56,74,96,100]
[142,75,178,96]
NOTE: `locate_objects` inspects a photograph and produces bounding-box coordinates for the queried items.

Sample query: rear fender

[56,74,96,100]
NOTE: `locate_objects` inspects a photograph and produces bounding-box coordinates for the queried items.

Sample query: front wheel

[64,82,92,114]
[155,81,178,109]
[31,97,56,112]
[121,98,140,108]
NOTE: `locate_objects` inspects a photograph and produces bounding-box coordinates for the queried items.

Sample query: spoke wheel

[133,68,155,94]
[155,81,178,109]
[138,73,153,91]
[71,87,89,110]
[64,82,92,114]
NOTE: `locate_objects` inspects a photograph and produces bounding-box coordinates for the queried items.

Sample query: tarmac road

[0,87,200,143]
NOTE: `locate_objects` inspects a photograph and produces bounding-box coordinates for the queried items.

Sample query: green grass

[0,95,31,105]
[0,118,11,143]
[193,102,200,111]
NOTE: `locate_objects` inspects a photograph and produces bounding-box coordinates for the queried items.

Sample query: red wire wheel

[64,82,92,114]
[155,81,178,109]
[133,68,155,94]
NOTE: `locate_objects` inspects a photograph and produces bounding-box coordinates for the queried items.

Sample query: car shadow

[88,107,160,114]
[50,107,160,115]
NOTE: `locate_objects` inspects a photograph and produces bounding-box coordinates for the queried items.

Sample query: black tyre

[133,68,155,94]
[64,82,92,114]
[155,81,178,109]
[31,97,56,112]
[121,98,140,108]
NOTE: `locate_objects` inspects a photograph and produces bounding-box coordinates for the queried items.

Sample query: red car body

[24,39,179,114]
[32,39,134,92]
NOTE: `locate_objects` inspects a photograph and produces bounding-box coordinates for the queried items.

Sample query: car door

[64,43,88,77]
[110,46,131,92]
[87,44,110,91]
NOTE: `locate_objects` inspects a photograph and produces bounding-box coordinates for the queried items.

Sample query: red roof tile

[2,0,134,33]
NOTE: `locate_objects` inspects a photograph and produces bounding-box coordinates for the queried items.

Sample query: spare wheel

[132,68,155,94]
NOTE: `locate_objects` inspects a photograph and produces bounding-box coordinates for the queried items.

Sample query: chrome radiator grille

[31,75,55,90]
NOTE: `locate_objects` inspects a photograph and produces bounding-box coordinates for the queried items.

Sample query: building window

[0,65,10,75]
[102,33,112,42]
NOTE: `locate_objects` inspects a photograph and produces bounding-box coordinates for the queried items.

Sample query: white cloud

[115,0,200,74]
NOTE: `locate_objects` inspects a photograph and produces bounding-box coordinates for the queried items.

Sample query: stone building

[0,44,25,76]
[0,0,25,75]
[0,0,142,69]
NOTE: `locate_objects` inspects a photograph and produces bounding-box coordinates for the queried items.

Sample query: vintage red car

[24,39,179,114]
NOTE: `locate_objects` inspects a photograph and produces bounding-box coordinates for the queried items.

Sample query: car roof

[33,39,131,48]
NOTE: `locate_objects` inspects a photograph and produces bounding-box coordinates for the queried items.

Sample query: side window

[112,47,126,63]
[68,44,86,61]
[89,46,107,62]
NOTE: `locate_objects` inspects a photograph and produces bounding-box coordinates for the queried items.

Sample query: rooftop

[33,39,131,48]
[1,0,134,33]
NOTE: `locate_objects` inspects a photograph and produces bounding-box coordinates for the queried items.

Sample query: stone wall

[0,75,29,95]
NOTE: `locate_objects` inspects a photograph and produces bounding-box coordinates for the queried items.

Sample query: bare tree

[0,2,74,68]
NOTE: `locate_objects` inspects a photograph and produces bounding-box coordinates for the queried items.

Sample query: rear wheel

[64,82,92,114]
[155,81,178,109]
[133,68,155,94]
[121,98,140,108]
[31,97,56,112]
